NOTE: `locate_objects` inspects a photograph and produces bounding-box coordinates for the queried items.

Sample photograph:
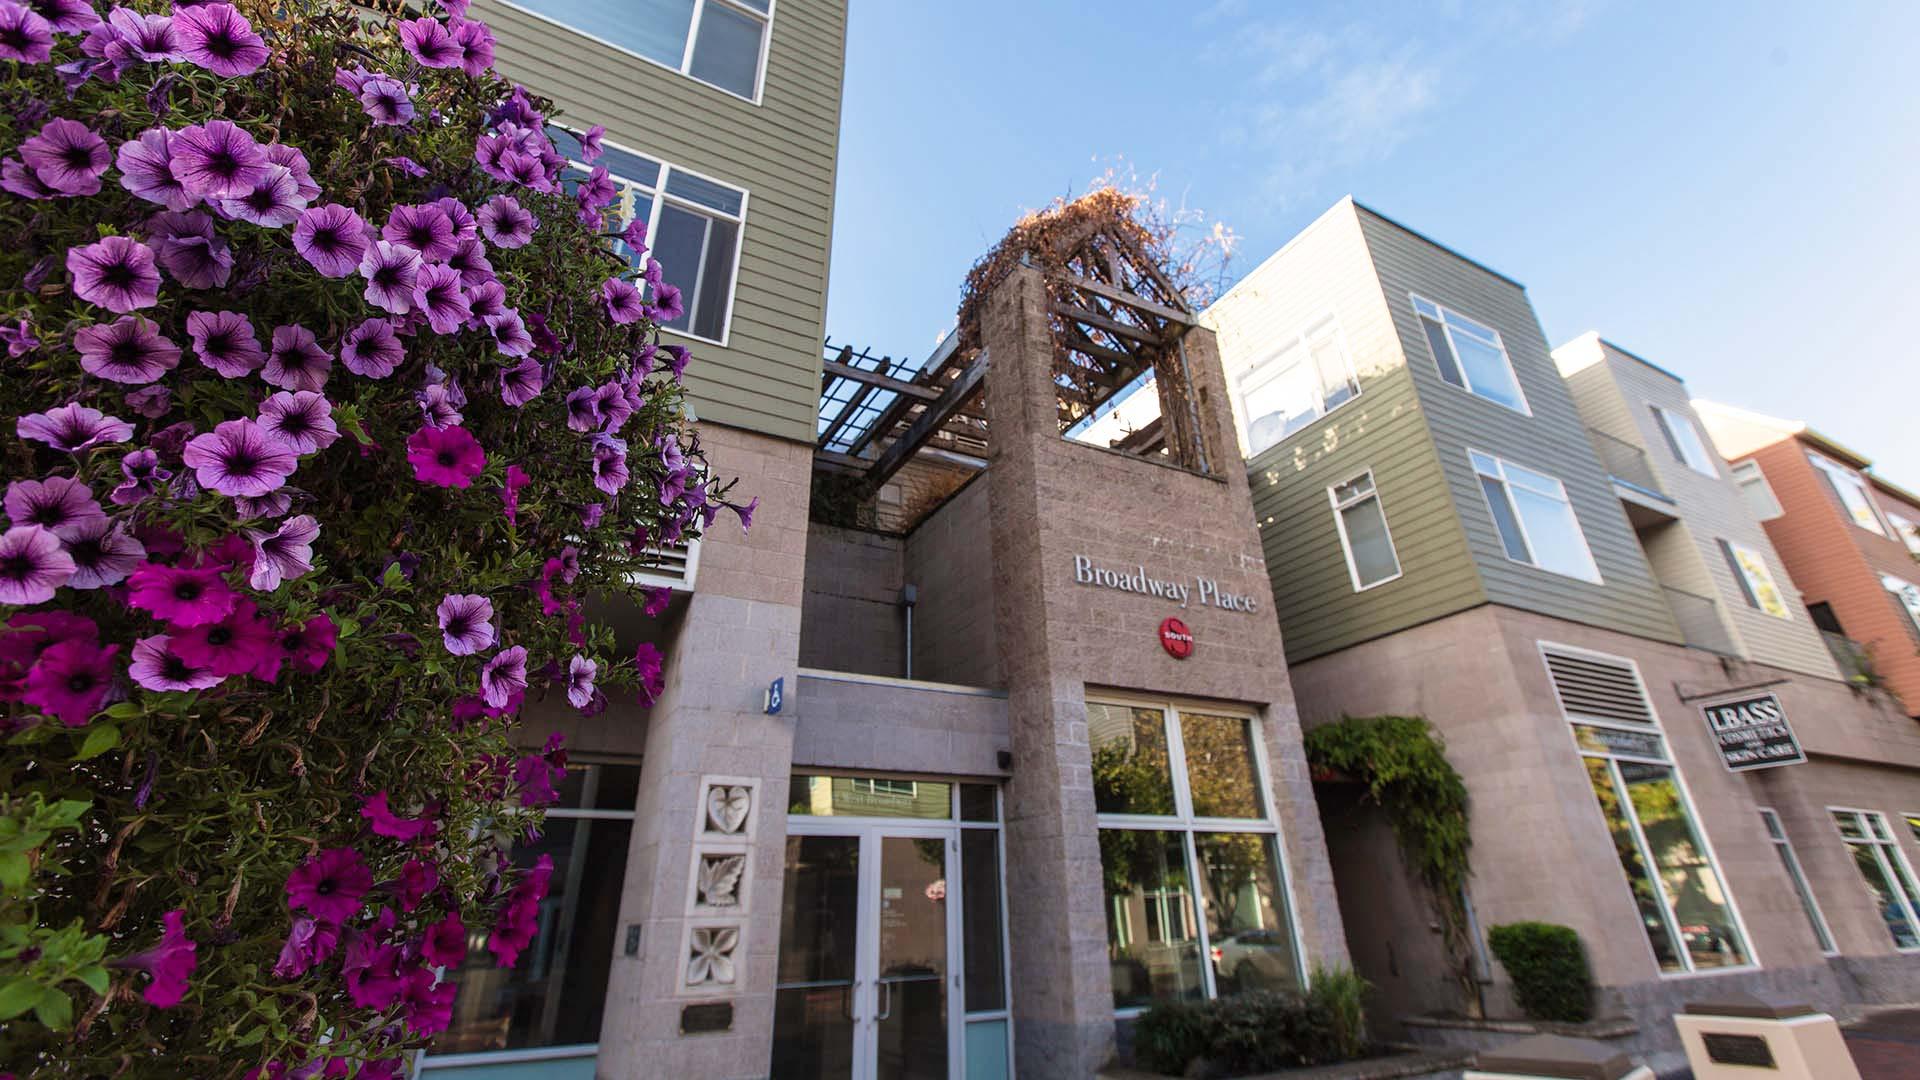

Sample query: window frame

[1469,449,1603,584]
[1758,807,1836,955]
[1888,511,1920,557]
[1539,642,1757,977]
[1730,460,1784,521]
[1409,293,1531,415]
[1807,452,1889,536]
[1829,806,1920,953]
[1650,405,1719,478]
[1235,314,1361,453]
[1327,469,1402,592]
[498,0,775,104]
[1089,694,1307,1016]
[1884,574,1920,639]
[1719,539,1792,620]
[553,126,749,348]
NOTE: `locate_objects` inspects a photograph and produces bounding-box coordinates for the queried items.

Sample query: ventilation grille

[1542,649,1655,726]
[629,537,700,592]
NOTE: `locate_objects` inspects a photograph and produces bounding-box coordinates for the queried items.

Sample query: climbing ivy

[1305,715,1470,899]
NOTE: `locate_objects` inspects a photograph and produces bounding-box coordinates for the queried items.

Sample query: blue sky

[822,1,1920,482]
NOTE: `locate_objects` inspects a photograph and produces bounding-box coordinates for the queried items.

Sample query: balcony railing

[1821,630,1879,686]
[1589,428,1669,502]
[1663,586,1740,656]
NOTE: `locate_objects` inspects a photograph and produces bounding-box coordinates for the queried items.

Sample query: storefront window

[1832,808,1920,951]
[1092,698,1302,1012]
[789,774,952,819]
[1760,808,1836,954]
[431,762,639,1059]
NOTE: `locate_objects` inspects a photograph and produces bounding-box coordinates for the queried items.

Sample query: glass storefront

[1833,808,1920,951]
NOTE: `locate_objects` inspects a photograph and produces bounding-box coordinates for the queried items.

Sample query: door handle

[876,980,893,1022]
[843,979,860,1021]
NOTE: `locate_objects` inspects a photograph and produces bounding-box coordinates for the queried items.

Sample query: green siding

[476,0,846,443]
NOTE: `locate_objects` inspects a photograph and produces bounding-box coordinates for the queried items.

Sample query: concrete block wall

[798,523,907,678]
[790,671,1010,778]
[904,475,1003,687]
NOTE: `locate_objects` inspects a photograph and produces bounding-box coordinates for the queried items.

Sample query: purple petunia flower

[76,316,179,383]
[113,909,197,1009]
[576,166,616,213]
[272,916,340,979]
[412,263,471,335]
[291,203,369,278]
[168,119,268,200]
[397,15,459,67]
[20,117,109,196]
[446,235,493,289]
[286,848,371,923]
[465,280,506,325]
[6,475,105,542]
[406,424,485,488]
[217,163,305,228]
[257,391,338,455]
[438,196,478,239]
[564,387,601,432]
[565,654,596,709]
[600,277,644,324]
[383,154,429,177]
[68,236,161,312]
[450,16,493,76]
[633,641,665,705]
[0,318,37,358]
[186,309,265,377]
[125,385,170,419]
[170,598,274,677]
[488,310,533,359]
[0,526,75,605]
[116,128,195,211]
[0,3,53,64]
[30,0,99,34]
[358,74,415,126]
[383,203,457,262]
[128,634,222,692]
[499,356,544,405]
[172,2,266,77]
[246,513,317,591]
[263,324,331,392]
[416,383,461,429]
[592,443,630,494]
[580,124,606,162]
[437,593,495,655]
[89,6,179,66]
[23,637,118,726]
[110,448,168,506]
[18,402,132,453]
[147,209,232,289]
[232,489,291,520]
[264,142,320,201]
[648,281,686,324]
[479,644,528,708]
[477,194,535,248]
[60,518,144,589]
[339,317,405,378]
[358,240,421,314]
[181,418,298,498]
[1,156,54,200]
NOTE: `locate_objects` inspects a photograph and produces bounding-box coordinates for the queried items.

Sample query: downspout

[899,584,918,680]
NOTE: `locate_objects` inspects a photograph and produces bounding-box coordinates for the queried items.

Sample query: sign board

[764,676,784,716]
[1159,617,1194,660]
[1700,692,1804,772]
[1072,555,1260,613]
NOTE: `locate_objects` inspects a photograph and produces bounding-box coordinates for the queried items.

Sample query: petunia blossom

[181,418,298,498]
[127,633,223,692]
[186,309,266,377]
[394,858,438,911]
[383,202,457,262]
[600,277,644,324]
[253,613,335,682]
[488,310,533,359]
[258,391,339,455]
[75,316,179,384]
[501,464,531,524]
[20,117,109,196]
[436,593,494,655]
[116,128,195,211]
[0,526,75,606]
[112,910,197,1008]
[634,641,665,706]
[339,317,405,378]
[412,263,471,335]
[22,638,118,726]
[6,475,105,542]
[168,119,269,200]
[285,847,372,923]
[31,0,100,34]
[358,240,421,314]
[148,209,233,289]
[477,194,535,248]
[218,163,305,228]
[479,645,528,709]
[397,15,458,67]
[565,654,596,709]
[647,281,686,324]
[358,74,415,126]
[17,402,132,453]
[450,15,493,76]
[247,514,319,591]
[361,791,434,841]
[126,562,235,626]
[60,518,144,589]
[170,599,275,677]
[68,236,161,312]
[263,324,331,392]
[272,916,340,979]
[172,2,267,77]
[422,911,466,968]
[0,2,53,63]
[406,424,486,488]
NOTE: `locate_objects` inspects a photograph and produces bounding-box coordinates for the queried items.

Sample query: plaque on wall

[1700,692,1805,773]
[680,1001,734,1035]
[1701,1032,1776,1068]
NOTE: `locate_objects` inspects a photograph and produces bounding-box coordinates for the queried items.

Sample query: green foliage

[1303,716,1470,901]
[1131,971,1371,1077]
[1131,998,1215,1076]
[1487,922,1593,1023]
[1307,965,1370,1060]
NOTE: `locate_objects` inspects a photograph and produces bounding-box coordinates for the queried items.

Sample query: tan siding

[1352,208,1682,646]
[1206,202,1483,663]
[476,0,846,443]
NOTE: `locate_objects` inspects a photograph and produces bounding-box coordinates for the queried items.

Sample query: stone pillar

[596,424,810,1079]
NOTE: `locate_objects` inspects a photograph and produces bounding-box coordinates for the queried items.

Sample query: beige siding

[1352,207,1682,646]
[1206,202,1482,663]
[477,0,846,443]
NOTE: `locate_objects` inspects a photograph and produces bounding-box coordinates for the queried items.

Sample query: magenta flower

[61,518,144,589]
[600,277,644,324]
[358,75,415,125]
[6,475,105,542]
[289,203,369,278]
[272,916,339,979]
[148,209,233,289]
[285,847,373,923]
[18,402,132,453]
[247,513,318,591]
[358,240,421,314]
[361,791,434,841]
[394,858,438,911]
[498,356,544,406]
[0,526,75,605]
[172,2,266,77]
[263,324,331,392]
[253,613,335,682]
[181,418,298,498]
[406,424,486,488]
[566,654,596,709]
[488,854,554,967]
[436,592,494,655]
[186,309,266,377]
[580,123,606,162]
[126,562,235,626]
[403,968,458,1035]
[127,633,223,691]
[22,638,118,726]
[577,166,616,213]
[344,936,406,1009]
[112,910,197,1008]
[384,202,457,261]
[218,164,305,228]
[634,641,665,706]
[91,6,179,64]
[68,236,161,312]
[20,117,109,196]
[397,15,458,66]
[168,119,268,199]
[450,15,493,76]
[75,316,179,383]
[644,585,672,617]
[480,644,528,708]
[31,0,99,33]
[0,2,53,63]
[488,310,534,359]
[339,317,405,378]
[648,281,686,324]
[170,598,274,677]
[258,391,339,455]
[423,911,466,968]
[501,464,531,524]
[115,128,193,211]
[412,263,471,335]
[478,194,535,248]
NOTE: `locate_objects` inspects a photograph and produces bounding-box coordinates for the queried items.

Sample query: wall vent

[1541,648,1655,726]
[630,537,700,593]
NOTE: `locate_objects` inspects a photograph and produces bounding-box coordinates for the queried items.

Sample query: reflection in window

[1329,471,1402,591]
[1651,405,1719,477]
[1179,713,1266,820]
[1472,451,1602,583]
[1720,540,1792,620]
[1759,808,1835,954]
[788,775,951,819]
[1090,703,1176,816]
[1807,453,1888,535]
[1100,829,1204,1009]
[1412,295,1527,412]
[1238,317,1360,453]
[1619,762,1747,970]
[1195,834,1298,994]
[1730,461,1783,521]
[1832,809,1920,950]
[509,0,770,99]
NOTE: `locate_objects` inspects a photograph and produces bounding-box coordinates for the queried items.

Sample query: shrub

[1132,998,1215,1076]
[1487,921,1594,1023]
[1307,965,1370,1060]
[0,0,745,1074]
[1132,974,1372,1078]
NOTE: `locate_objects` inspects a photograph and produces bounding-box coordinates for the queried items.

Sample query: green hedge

[1132,969,1370,1077]
[1487,921,1594,1023]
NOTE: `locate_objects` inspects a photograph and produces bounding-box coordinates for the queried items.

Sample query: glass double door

[773,825,956,1080]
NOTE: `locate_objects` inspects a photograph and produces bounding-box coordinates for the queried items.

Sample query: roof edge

[1349,198,1527,290]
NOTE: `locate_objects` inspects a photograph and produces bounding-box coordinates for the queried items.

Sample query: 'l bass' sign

[1700,692,1805,772]
[1072,555,1259,612]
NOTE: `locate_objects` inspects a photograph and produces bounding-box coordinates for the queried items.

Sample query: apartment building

[1203,197,1920,1070]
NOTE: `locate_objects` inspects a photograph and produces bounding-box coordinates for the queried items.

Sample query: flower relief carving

[705,784,751,835]
[687,926,740,986]
[697,852,746,908]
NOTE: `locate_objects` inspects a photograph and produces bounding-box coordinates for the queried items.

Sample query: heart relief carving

[706,784,751,834]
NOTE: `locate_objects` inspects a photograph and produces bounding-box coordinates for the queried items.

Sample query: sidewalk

[1843,1009,1920,1080]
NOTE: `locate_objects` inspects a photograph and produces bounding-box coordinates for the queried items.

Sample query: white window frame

[1089,694,1308,1017]
[1539,642,1758,978]
[1758,808,1837,955]
[1235,314,1361,453]
[555,127,749,348]
[499,0,775,104]
[1829,806,1920,953]
[1410,293,1531,415]
[1651,405,1719,478]
[1730,460,1784,521]
[1469,449,1603,584]
[1720,539,1791,620]
[1888,511,1920,557]
[1885,574,1920,639]
[1807,452,1888,536]
[847,777,918,798]
[1327,469,1402,592]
